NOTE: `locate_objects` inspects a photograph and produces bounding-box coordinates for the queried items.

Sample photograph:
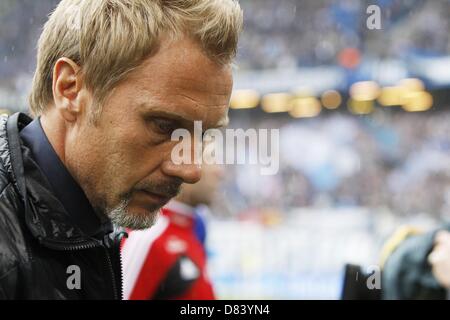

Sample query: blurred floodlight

[402,91,433,112]
[289,97,322,118]
[321,90,342,109]
[261,93,293,113]
[399,78,425,92]
[377,86,405,106]
[230,89,260,109]
[378,78,429,110]
[347,99,374,115]
[349,81,380,101]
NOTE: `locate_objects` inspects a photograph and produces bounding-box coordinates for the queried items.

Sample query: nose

[161,161,202,184]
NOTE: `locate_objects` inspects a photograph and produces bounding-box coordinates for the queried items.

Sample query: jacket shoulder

[0,114,25,288]
[0,115,13,193]
[0,182,25,282]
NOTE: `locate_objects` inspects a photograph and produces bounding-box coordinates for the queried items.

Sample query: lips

[138,189,176,206]
[132,181,181,207]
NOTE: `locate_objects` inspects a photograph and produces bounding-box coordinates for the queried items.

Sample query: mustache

[131,179,183,199]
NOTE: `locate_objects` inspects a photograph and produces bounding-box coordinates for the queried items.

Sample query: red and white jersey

[121,201,216,300]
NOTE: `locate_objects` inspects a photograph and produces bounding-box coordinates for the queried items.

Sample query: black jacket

[0,113,124,300]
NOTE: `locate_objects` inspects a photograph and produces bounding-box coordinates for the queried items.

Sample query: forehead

[125,37,233,126]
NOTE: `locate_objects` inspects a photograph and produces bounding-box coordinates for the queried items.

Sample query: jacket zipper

[40,238,101,251]
[118,231,127,301]
[103,231,128,300]
[104,246,119,300]
[109,230,128,300]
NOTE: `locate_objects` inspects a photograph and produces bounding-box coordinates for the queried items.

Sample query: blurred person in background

[429,230,450,293]
[0,0,242,300]
[381,224,450,299]
[122,154,225,300]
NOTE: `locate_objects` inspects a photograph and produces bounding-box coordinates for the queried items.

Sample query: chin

[108,203,161,230]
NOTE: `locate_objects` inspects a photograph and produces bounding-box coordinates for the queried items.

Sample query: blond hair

[29,0,243,116]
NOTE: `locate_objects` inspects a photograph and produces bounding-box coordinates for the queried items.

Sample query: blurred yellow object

[347,99,374,115]
[377,86,406,107]
[399,78,425,92]
[380,225,425,268]
[377,78,432,112]
[289,97,321,118]
[321,90,342,109]
[350,81,380,101]
[230,89,260,109]
[261,93,293,113]
[402,91,433,112]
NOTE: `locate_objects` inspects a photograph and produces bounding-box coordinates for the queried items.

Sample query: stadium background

[1,0,450,299]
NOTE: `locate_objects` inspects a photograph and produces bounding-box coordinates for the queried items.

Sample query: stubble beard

[104,179,182,230]
[107,197,161,230]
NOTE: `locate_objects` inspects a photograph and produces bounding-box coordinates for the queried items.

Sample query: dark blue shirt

[20,118,112,238]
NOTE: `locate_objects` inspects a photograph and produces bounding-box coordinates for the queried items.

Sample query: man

[122,159,225,300]
[0,0,242,299]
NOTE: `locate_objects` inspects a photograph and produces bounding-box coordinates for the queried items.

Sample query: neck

[40,111,68,164]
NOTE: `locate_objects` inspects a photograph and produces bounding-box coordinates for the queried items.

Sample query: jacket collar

[3,113,111,249]
[20,117,108,238]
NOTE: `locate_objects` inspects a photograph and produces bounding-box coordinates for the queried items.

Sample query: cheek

[115,136,170,186]
[64,127,111,201]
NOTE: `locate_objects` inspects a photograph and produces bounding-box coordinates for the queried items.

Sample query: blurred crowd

[218,110,450,221]
[238,0,450,70]
[0,0,57,79]
[2,0,450,85]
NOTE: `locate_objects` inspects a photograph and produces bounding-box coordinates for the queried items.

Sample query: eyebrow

[140,105,230,130]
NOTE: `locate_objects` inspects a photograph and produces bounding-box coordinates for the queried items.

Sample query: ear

[52,57,84,123]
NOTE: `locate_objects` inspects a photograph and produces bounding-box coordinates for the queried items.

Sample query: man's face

[66,37,232,230]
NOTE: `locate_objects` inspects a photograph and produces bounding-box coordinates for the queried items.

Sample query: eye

[148,118,178,136]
